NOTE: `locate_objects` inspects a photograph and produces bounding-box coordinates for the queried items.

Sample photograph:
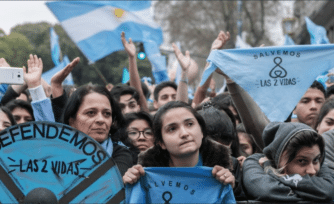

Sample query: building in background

[293,1,334,44]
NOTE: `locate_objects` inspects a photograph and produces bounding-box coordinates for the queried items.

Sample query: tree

[155,1,281,54]
[0,32,33,67]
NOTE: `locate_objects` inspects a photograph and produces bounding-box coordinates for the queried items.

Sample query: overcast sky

[0,1,58,35]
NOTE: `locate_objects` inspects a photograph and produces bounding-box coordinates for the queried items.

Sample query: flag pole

[88,61,109,86]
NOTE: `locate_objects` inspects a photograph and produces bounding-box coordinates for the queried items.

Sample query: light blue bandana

[200,44,334,122]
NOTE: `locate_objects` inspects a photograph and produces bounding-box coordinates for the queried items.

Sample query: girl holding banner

[123,101,235,187]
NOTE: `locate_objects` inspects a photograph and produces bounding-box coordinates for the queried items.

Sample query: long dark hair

[315,98,334,130]
[0,106,16,127]
[61,84,125,140]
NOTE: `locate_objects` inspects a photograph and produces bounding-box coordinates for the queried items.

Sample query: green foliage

[7,22,153,86]
[0,32,33,67]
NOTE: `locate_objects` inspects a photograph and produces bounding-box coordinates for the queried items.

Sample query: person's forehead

[120,94,136,103]
[302,88,325,99]
[158,86,176,97]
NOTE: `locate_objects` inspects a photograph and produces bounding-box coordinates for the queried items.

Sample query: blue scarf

[100,137,113,157]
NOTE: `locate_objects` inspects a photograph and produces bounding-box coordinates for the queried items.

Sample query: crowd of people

[1,30,334,203]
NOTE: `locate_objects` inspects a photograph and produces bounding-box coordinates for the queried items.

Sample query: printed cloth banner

[46,1,163,62]
[50,27,61,66]
[200,44,334,122]
[126,167,236,203]
[0,121,124,203]
[305,17,330,45]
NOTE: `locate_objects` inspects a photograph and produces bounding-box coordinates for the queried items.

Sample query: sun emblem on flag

[114,8,125,18]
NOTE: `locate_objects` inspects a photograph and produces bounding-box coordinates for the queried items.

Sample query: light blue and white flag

[126,167,236,203]
[200,44,334,122]
[42,55,74,85]
[305,17,330,45]
[50,27,61,66]
[143,40,169,84]
[46,1,163,62]
[284,34,295,46]
[122,67,130,84]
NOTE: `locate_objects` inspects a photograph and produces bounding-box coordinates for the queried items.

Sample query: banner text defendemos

[0,123,106,165]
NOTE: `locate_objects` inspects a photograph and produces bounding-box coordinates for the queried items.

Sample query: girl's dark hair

[0,106,16,126]
[236,123,261,155]
[198,106,234,145]
[281,130,325,168]
[61,84,125,141]
[152,101,208,160]
[315,98,334,130]
[5,99,35,121]
[120,111,153,146]
[197,101,241,157]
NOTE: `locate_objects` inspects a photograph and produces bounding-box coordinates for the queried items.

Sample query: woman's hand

[23,54,43,89]
[50,57,80,98]
[123,164,145,185]
[259,156,269,167]
[172,43,191,73]
[237,156,247,168]
[211,31,230,51]
[212,165,235,188]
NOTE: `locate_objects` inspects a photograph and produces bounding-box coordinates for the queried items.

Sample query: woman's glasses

[127,129,154,139]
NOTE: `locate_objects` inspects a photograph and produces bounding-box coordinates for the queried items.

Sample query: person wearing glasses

[121,111,154,164]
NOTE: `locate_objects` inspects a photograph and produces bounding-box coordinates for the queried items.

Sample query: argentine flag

[46,1,163,62]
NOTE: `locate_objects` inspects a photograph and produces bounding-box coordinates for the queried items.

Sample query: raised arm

[121,32,149,112]
[23,54,55,122]
[173,43,191,103]
[210,31,267,150]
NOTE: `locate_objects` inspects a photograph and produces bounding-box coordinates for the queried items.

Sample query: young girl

[123,101,235,188]
[242,122,334,202]
[121,111,155,164]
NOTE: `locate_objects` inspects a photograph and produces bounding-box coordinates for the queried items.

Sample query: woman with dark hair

[315,98,334,134]
[198,105,246,200]
[62,84,132,176]
[243,122,334,202]
[121,111,154,164]
[5,99,34,124]
[123,101,235,188]
[0,106,16,132]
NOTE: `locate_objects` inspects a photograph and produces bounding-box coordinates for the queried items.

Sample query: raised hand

[211,31,230,51]
[0,58,10,67]
[23,54,43,89]
[51,57,80,86]
[50,57,80,98]
[121,32,136,58]
[172,43,191,72]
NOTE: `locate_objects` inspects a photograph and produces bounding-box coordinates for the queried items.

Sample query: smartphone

[0,67,24,84]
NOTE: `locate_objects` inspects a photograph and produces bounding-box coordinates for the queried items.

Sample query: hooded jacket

[243,122,334,202]
[321,129,334,171]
